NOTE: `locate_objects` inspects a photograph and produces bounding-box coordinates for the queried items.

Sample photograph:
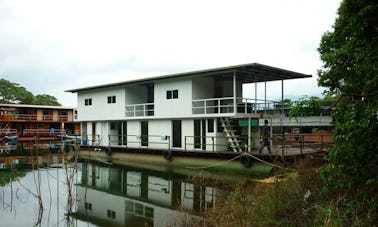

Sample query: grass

[183,157,377,226]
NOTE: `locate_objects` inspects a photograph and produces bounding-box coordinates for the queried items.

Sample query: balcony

[192,97,279,115]
[0,114,72,122]
[125,103,154,117]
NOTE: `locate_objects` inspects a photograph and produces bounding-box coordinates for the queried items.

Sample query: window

[173,90,178,98]
[85,98,92,106]
[107,96,116,104]
[166,90,172,99]
[208,119,214,133]
[107,209,116,219]
[85,202,92,211]
[166,90,178,99]
[60,111,67,116]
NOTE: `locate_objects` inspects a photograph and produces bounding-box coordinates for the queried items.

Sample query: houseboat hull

[78,148,274,179]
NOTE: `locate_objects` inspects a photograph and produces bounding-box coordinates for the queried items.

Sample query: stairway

[220,118,243,152]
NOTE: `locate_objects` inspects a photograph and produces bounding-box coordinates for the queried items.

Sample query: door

[141,121,148,146]
[194,120,201,149]
[201,119,206,150]
[172,120,182,148]
[122,121,127,146]
[92,122,96,145]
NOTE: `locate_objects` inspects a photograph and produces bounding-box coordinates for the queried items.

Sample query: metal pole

[233,72,237,114]
[184,136,187,151]
[264,80,267,114]
[281,80,284,137]
[254,77,257,114]
[248,117,251,152]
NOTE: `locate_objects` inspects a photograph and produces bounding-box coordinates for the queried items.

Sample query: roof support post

[264,80,267,114]
[280,79,284,136]
[233,72,236,114]
[254,77,257,114]
[248,117,251,152]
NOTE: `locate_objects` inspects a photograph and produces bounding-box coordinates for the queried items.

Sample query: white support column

[280,80,284,136]
[254,77,257,114]
[264,80,267,114]
[248,117,251,152]
[233,72,237,114]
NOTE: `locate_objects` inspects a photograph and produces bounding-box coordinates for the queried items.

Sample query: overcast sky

[0,0,341,107]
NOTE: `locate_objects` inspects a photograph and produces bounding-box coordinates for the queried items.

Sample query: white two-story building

[66,63,311,153]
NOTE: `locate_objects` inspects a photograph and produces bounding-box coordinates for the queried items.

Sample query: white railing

[0,113,72,121]
[192,97,279,115]
[125,103,154,117]
[23,128,68,135]
[0,129,17,135]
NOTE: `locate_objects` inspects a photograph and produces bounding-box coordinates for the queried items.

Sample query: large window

[107,96,116,104]
[166,90,178,99]
[85,98,92,106]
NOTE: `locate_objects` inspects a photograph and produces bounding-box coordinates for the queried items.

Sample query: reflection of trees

[0,143,80,226]
[0,171,27,186]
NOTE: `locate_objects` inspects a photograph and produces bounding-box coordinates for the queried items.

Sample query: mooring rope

[91,150,112,165]
[244,152,294,171]
[181,154,243,170]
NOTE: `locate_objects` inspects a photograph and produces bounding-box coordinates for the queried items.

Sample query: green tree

[33,94,61,106]
[318,0,378,197]
[0,78,61,106]
[0,79,34,104]
[289,96,322,121]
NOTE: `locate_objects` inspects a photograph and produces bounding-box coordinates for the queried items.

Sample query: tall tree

[318,0,378,195]
[0,78,61,106]
[0,79,34,104]
[33,94,61,106]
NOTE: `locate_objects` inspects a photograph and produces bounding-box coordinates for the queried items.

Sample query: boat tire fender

[240,154,252,168]
[163,150,172,161]
[105,147,112,156]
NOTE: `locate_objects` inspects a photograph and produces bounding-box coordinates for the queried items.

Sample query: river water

[0,140,271,227]
[0,154,241,226]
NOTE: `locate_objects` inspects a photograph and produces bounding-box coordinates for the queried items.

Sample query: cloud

[0,0,340,106]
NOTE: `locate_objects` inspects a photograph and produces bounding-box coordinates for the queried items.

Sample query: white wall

[154,79,193,118]
[77,86,126,121]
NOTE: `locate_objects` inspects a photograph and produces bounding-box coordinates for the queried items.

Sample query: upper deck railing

[125,103,154,117]
[0,114,72,122]
[192,97,279,115]
[124,97,282,118]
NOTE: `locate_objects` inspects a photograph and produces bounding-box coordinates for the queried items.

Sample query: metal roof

[66,63,311,93]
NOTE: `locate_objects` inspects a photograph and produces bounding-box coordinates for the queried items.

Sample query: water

[0,154,230,227]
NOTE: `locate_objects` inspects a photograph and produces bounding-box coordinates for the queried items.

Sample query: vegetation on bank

[0,78,61,106]
[183,157,376,226]
[0,170,27,186]
[184,0,378,225]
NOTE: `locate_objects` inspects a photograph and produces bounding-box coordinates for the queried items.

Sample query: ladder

[220,118,243,152]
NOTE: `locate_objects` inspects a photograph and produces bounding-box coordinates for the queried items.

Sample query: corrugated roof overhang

[66,63,311,93]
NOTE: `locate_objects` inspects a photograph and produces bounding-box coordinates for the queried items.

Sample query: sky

[0,0,341,107]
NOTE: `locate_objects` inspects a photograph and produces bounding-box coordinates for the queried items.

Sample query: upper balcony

[192,97,279,117]
[0,113,73,122]
[125,103,154,118]
[124,97,281,119]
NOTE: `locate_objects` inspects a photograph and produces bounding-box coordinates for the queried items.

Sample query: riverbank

[183,157,377,226]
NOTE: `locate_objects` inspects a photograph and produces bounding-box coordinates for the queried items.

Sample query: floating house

[0,103,80,141]
[67,63,332,155]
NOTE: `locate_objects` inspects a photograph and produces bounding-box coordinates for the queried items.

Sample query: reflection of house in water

[75,163,219,226]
